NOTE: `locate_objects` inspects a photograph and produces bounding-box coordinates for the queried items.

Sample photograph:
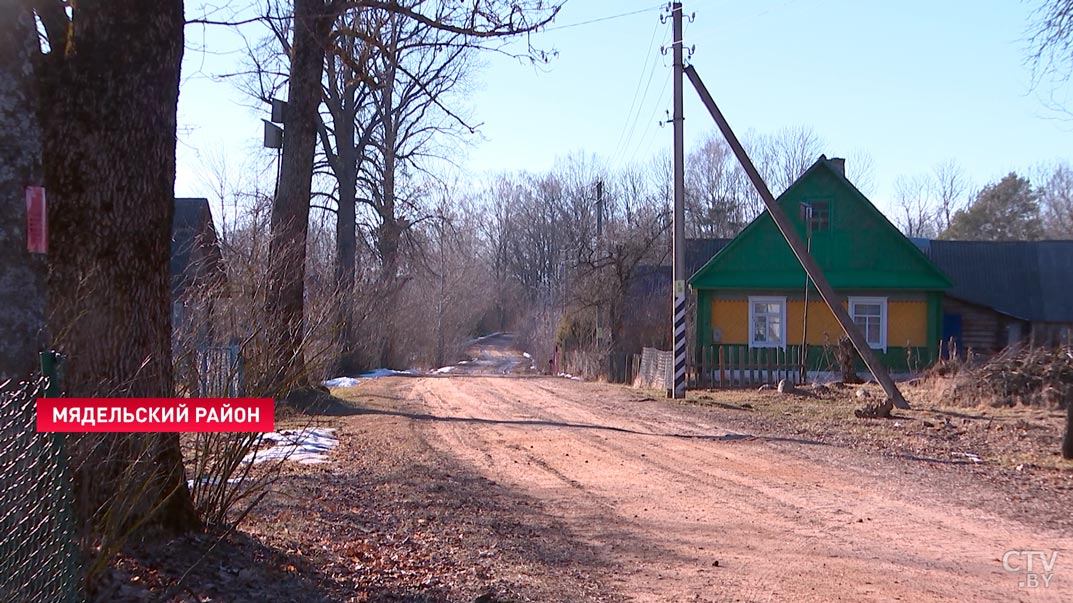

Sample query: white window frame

[848,296,887,351]
[748,296,786,349]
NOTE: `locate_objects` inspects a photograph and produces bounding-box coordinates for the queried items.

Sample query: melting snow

[360,368,416,378]
[244,428,339,465]
[324,369,416,387]
[557,373,584,381]
[323,376,362,388]
[522,352,532,359]
[433,366,456,374]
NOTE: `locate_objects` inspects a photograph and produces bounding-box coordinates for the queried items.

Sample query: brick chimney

[828,157,846,176]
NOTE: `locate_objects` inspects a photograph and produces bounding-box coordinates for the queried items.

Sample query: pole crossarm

[683,64,909,410]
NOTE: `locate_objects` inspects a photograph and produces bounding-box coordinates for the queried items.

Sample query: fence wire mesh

[636,347,673,390]
[0,377,83,603]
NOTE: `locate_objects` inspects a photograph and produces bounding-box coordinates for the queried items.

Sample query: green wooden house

[688,156,951,375]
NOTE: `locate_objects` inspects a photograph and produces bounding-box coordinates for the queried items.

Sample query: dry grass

[676,380,1073,473]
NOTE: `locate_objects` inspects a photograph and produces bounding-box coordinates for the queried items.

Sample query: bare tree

[684,132,748,237]
[263,0,561,385]
[1027,0,1073,116]
[845,148,876,195]
[890,160,970,238]
[752,125,826,196]
[932,159,969,232]
[1037,161,1073,237]
[893,174,940,238]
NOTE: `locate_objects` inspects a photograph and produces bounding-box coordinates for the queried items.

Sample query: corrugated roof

[634,239,732,296]
[686,238,731,277]
[916,239,1073,322]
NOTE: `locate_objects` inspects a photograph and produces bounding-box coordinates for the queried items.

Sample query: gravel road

[384,334,1072,602]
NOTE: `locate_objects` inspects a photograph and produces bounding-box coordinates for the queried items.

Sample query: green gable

[689,157,952,291]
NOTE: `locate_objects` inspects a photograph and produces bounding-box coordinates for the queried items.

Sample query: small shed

[915,239,1073,354]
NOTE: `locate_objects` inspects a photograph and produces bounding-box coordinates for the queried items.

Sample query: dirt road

[366,334,1071,602]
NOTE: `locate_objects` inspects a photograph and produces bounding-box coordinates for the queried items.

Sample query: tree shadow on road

[337,402,829,448]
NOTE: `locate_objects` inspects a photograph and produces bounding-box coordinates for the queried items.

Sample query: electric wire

[541,4,664,33]
[607,18,663,168]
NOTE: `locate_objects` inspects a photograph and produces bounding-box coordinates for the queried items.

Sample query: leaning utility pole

[670,1,688,399]
[684,64,909,409]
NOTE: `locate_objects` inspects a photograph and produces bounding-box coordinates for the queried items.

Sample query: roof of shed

[172,198,225,298]
[912,238,1073,322]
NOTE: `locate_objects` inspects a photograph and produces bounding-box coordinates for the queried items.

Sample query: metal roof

[686,238,731,277]
[914,239,1073,322]
[632,239,732,297]
[171,198,224,298]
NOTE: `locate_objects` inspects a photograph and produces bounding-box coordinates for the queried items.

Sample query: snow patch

[187,476,243,489]
[360,368,416,378]
[323,376,362,388]
[522,352,532,359]
[433,366,456,374]
[466,332,503,345]
[557,373,584,382]
[244,428,338,465]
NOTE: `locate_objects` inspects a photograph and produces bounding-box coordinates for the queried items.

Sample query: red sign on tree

[25,186,47,254]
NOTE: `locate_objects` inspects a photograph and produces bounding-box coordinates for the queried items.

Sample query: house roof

[690,156,951,291]
[171,198,225,298]
[912,238,1073,322]
[631,239,733,297]
[686,238,732,277]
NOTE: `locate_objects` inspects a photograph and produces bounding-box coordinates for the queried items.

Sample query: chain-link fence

[636,347,673,390]
[0,377,83,603]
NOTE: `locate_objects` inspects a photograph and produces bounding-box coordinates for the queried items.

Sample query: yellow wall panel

[887,300,927,347]
[710,297,929,347]
[710,299,749,344]
[788,300,845,346]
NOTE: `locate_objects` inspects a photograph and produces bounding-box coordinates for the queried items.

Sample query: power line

[608,18,663,167]
[542,4,664,33]
[625,70,672,167]
[616,49,665,166]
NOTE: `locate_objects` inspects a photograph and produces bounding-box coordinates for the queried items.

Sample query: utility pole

[596,180,604,240]
[595,180,605,348]
[670,2,688,398]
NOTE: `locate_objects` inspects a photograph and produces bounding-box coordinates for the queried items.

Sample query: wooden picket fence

[689,344,805,389]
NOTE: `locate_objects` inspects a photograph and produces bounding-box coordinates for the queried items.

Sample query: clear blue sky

[176,0,1071,216]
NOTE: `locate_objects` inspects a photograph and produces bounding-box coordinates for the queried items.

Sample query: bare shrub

[937,346,1073,408]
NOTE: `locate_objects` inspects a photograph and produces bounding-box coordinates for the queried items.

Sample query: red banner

[36,398,275,432]
[25,186,47,254]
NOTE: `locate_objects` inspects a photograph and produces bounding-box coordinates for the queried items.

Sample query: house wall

[697,290,939,371]
[707,295,929,347]
[1030,322,1073,348]
[940,297,1011,356]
